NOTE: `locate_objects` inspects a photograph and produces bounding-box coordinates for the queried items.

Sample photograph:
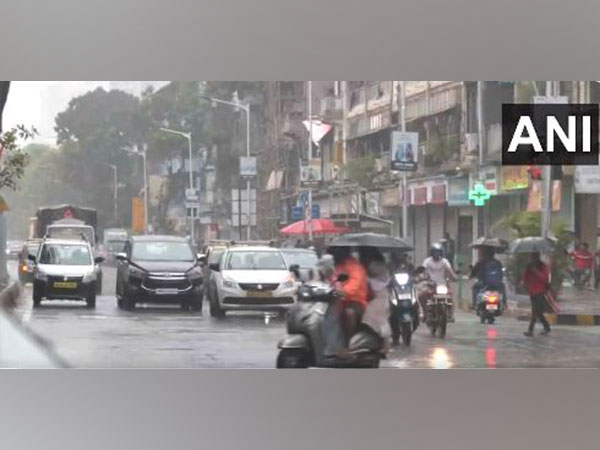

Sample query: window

[225,251,286,270]
[39,243,92,266]
[132,241,194,262]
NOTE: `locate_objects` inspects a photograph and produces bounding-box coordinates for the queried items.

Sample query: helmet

[430,243,444,258]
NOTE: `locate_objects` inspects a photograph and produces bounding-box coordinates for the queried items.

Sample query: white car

[30,238,104,308]
[209,246,297,317]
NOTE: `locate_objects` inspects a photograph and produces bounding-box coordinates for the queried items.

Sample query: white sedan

[208,246,297,317]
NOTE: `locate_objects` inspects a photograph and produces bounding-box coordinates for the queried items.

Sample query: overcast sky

[3,81,167,145]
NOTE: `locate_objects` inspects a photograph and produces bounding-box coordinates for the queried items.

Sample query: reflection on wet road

[10,265,600,368]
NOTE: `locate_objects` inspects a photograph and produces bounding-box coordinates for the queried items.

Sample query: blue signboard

[292,206,303,221]
[312,204,320,219]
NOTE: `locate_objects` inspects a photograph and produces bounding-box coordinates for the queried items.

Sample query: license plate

[396,293,412,300]
[248,290,272,297]
[486,304,498,311]
[156,288,178,295]
[53,281,77,289]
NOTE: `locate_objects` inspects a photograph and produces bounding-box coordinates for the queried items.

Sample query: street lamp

[200,94,252,241]
[159,127,195,246]
[121,145,148,235]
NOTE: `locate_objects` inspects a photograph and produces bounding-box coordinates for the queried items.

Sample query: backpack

[482,260,503,287]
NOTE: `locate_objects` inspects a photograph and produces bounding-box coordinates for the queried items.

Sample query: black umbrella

[470,236,509,252]
[509,236,555,254]
[329,233,413,251]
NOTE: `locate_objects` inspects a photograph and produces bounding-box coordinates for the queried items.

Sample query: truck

[30,205,98,247]
[29,205,103,294]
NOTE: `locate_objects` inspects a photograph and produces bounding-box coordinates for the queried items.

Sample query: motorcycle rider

[329,246,369,343]
[470,246,506,310]
[422,243,457,320]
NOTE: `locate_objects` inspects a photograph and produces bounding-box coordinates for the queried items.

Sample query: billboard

[391,131,418,171]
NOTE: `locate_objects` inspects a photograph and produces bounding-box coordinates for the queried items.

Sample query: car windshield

[281,251,318,268]
[39,243,92,265]
[47,226,94,243]
[225,251,286,270]
[132,241,194,262]
[107,240,126,252]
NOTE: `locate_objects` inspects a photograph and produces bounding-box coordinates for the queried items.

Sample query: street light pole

[160,128,195,246]
[400,81,408,239]
[199,95,252,241]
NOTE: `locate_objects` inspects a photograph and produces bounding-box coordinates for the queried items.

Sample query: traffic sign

[311,204,320,219]
[186,188,199,201]
[292,206,303,221]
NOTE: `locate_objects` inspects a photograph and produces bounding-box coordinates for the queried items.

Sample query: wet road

[9,263,600,368]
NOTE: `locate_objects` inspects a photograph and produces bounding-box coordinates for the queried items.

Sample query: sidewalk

[454,277,600,325]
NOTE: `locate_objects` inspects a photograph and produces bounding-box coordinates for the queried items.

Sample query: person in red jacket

[522,252,551,337]
[330,246,369,342]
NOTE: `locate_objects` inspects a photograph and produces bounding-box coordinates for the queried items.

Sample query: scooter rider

[423,243,457,319]
[470,247,506,310]
[329,246,369,343]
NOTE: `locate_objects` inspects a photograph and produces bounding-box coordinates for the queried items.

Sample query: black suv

[115,235,204,311]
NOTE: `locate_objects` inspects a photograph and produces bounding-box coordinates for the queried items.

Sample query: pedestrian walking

[522,252,551,337]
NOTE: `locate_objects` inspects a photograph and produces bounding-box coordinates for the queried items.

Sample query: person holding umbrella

[522,252,551,337]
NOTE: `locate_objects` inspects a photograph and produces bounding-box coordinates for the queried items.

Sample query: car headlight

[35,270,48,281]
[222,278,237,289]
[436,285,449,295]
[82,272,96,283]
[282,275,296,289]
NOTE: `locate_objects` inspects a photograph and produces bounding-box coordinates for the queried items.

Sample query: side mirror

[115,253,127,262]
[27,254,36,263]
[209,262,220,272]
[197,253,206,264]
[289,264,301,279]
[94,256,105,264]
[337,273,349,283]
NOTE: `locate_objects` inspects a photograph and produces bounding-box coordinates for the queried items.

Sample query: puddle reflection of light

[486,347,497,368]
[488,328,498,339]
[429,347,452,369]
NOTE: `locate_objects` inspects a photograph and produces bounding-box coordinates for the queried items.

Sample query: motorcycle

[276,280,384,369]
[388,271,420,346]
[476,287,502,324]
[426,282,453,338]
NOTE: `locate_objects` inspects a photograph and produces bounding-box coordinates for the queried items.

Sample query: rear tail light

[21,264,28,273]
[488,295,498,303]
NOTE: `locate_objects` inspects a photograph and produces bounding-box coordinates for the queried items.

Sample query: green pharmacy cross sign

[469,182,492,207]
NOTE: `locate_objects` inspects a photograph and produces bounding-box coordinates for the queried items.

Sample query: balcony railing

[405,84,461,122]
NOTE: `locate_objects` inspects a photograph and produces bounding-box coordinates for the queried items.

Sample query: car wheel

[209,298,225,318]
[86,293,96,308]
[33,285,42,308]
[96,276,102,295]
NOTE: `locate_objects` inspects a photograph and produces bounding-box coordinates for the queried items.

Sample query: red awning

[279,218,349,236]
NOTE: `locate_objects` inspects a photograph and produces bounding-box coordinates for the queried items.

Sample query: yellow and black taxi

[29,237,104,308]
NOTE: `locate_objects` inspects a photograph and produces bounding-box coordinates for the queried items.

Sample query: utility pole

[541,81,555,239]
[476,81,486,238]
[400,81,408,239]
[307,81,314,243]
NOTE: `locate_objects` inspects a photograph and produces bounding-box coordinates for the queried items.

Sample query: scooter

[388,271,420,346]
[276,280,384,369]
[476,287,502,324]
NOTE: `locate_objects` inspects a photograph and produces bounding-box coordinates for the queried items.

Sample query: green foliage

[500,211,572,294]
[0,125,36,191]
[424,130,459,166]
[344,154,376,188]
